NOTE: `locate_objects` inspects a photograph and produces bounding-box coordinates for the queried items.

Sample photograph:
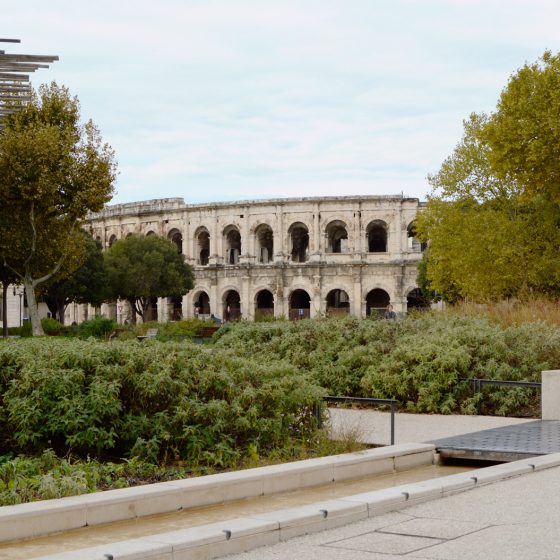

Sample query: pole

[390,401,396,445]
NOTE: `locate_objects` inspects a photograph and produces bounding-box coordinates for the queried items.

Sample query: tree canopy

[416,51,560,301]
[0,83,116,335]
[104,234,194,323]
[42,232,108,324]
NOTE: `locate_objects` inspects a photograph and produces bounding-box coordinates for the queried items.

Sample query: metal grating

[432,420,560,462]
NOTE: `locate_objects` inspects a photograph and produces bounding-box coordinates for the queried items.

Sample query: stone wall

[85,194,425,323]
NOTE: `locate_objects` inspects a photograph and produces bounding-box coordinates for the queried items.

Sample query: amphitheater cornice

[88,194,422,220]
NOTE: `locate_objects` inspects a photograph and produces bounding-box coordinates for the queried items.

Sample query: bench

[137,328,158,342]
[194,326,220,345]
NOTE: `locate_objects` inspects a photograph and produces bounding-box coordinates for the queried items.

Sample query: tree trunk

[45,298,58,321]
[57,301,66,325]
[24,279,44,336]
[128,299,137,325]
[2,283,8,338]
[140,297,150,323]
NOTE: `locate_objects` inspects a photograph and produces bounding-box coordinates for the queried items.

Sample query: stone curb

[0,443,434,543]
[33,452,560,560]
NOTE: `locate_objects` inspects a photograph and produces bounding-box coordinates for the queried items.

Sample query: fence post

[390,401,395,445]
[315,401,323,429]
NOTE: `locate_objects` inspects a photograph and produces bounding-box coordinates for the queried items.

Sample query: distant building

[81,195,426,323]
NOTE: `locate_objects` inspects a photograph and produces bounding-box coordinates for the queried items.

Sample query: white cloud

[4,0,560,204]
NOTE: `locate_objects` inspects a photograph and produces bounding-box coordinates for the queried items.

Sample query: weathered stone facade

[84,195,425,323]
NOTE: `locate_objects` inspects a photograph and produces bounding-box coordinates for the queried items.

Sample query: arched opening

[255,224,274,264]
[407,288,428,311]
[367,221,388,252]
[223,290,241,321]
[289,289,310,320]
[255,289,274,320]
[126,232,134,238]
[407,222,427,252]
[325,221,348,253]
[196,229,210,265]
[289,223,309,263]
[108,234,117,248]
[168,229,183,253]
[146,231,156,237]
[224,226,241,265]
[169,296,183,320]
[326,289,350,316]
[366,289,390,318]
[147,296,158,322]
[194,291,211,317]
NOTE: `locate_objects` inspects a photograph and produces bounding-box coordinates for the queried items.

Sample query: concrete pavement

[327,408,534,445]
[227,463,560,560]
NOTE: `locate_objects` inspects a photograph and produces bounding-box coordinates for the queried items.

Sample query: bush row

[0,338,324,465]
[36,316,218,340]
[213,314,560,416]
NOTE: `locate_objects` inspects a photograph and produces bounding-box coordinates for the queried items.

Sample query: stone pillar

[243,207,250,259]
[183,211,190,261]
[351,213,357,254]
[542,370,560,420]
[275,272,285,318]
[311,274,321,318]
[276,203,285,261]
[352,277,362,318]
[104,303,117,320]
[241,274,251,320]
[182,294,190,318]
[397,203,404,255]
[313,203,320,255]
[281,294,290,319]
[210,283,219,317]
[156,297,165,322]
[210,208,220,265]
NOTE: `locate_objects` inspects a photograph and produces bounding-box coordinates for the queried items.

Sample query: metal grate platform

[432,420,560,462]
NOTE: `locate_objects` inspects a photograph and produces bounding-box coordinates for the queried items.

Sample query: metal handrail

[458,378,541,415]
[459,377,541,390]
[323,396,398,445]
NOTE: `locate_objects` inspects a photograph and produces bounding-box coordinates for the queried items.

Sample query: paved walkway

[227,464,560,560]
[327,408,534,445]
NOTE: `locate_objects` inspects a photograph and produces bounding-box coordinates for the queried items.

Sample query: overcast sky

[4,1,559,204]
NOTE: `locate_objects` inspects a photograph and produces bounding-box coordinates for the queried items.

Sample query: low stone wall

[0,443,434,544]
[35,453,560,560]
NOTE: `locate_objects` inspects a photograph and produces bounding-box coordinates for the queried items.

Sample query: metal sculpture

[0,38,58,126]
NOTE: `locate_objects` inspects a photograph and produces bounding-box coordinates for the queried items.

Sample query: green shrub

[213,314,559,416]
[0,450,189,505]
[78,317,116,339]
[41,317,64,336]
[8,321,32,337]
[154,318,216,340]
[0,338,325,465]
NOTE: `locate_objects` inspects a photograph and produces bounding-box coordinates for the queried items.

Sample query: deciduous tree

[42,232,108,324]
[0,83,116,335]
[416,52,560,301]
[104,235,194,323]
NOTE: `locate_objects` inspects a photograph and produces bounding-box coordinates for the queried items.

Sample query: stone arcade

[81,194,425,324]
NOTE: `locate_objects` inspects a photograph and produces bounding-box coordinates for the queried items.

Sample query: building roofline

[90,194,423,219]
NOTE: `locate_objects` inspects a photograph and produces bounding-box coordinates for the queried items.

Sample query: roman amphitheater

[83,194,426,323]
[2,194,427,327]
